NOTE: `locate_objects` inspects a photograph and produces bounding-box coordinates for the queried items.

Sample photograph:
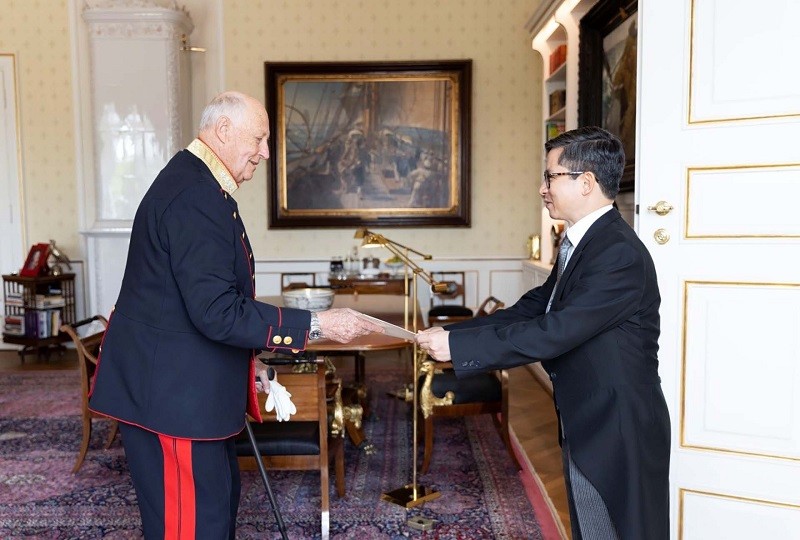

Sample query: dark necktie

[546,236,572,313]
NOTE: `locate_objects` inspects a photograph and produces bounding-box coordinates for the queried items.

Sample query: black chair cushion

[423,369,501,404]
[235,421,320,456]
[428,305,473,318]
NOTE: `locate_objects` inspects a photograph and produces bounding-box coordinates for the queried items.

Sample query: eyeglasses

[542,170,584,189]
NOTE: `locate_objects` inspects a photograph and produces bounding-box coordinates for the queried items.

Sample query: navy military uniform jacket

[89,147,310,440]
[447,208,670,539]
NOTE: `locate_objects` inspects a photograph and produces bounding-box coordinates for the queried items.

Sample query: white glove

[263,369,297,422]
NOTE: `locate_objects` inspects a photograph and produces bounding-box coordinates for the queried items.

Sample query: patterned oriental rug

[0,368,561,539]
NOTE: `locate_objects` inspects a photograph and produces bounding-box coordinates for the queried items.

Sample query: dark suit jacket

[448,208,670,539]
[89,149,311,440]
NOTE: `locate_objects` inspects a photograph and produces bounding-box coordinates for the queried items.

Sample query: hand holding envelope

[416,326,451,361]
[317,308,385,342]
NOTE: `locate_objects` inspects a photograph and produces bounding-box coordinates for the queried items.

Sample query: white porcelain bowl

[384,261,405,274]
[281,288,335,311]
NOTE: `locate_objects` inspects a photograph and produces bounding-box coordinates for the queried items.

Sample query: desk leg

[354,352,366,386]
[341,386,375,454]
[320,352,376,454]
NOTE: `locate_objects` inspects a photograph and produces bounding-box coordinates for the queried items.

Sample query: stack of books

[3,314,25,335]
[3,291,66,338]
[546,122,566,141]
[549,44,567,74]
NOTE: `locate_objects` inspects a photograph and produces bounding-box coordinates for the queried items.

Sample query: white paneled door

[638,1,800,538]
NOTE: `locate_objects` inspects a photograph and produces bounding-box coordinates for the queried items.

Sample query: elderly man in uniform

[89,91,381,539]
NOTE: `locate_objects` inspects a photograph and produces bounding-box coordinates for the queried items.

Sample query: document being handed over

[355,313,417,341]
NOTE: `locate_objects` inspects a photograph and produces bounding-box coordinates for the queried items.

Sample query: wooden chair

[281,272,317,290]
[428,295,504,327]
[234,360,344,538]
[418,297,521,473]
[428,271,472,325]
[60,315,119,473]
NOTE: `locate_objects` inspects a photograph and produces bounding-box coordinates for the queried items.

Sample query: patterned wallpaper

[1,0,543,261]
[0,0,77,253]
[223,0,544,260]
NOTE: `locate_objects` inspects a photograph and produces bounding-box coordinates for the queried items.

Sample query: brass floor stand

[381,341,440,508]
[353,234,442,510]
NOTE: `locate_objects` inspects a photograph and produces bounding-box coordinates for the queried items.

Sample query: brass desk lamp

[354,227,443,508]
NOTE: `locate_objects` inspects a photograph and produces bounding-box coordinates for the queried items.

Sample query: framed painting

[265,60,472,228]
[578,0,638,192]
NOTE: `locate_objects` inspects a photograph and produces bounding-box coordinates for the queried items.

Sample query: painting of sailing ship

[578,0,637,192]
[266,61,471,228]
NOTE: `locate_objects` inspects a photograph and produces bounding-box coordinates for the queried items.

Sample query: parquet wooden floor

[508,365,571,538]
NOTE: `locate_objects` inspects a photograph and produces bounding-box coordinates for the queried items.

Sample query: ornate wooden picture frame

[579,0,638,192]
[265,60,472,228]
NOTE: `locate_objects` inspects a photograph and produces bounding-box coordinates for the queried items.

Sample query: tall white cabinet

[75,0,194,317]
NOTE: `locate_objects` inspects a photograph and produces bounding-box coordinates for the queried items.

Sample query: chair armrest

[419,360,454,418]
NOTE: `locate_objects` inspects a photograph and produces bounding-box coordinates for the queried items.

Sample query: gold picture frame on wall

[578,0,638,192]
[265,60,472,228]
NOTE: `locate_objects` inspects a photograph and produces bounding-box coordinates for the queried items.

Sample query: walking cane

[245,418,289,540]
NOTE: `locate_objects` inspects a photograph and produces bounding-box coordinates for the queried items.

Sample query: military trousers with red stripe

[119,422,241,539]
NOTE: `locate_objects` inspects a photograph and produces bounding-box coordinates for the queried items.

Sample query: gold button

[272,335,282,344]
[233,211,237,219]
[250,253,254,259]
[224,193,228,199]
[291,348,299,354]
[284,336,293,345]
[242,232,246,239]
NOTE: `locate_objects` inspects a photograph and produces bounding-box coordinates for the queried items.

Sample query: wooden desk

[308,331,412,450]
[258,294,414,451]
[258,293,423,331]
[308,333,410,388]
[328,275,408,295]
[258,294,413,384]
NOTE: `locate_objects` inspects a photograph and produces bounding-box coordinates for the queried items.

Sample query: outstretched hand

[416,326,451,361]
[317,308,385,343]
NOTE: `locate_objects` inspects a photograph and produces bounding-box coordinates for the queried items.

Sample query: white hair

[198,92,248,132]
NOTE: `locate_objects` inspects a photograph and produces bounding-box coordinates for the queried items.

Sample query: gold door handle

[647,201,674,216]
[654,228,670,244]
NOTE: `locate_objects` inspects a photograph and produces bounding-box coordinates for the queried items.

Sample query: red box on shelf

[549,44,567,75]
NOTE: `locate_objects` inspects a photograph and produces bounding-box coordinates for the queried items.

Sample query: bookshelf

[528,0,600,264]
[2,273,77,362]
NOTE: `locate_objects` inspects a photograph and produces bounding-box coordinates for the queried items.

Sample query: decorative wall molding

[83,20,189,39]
[86,0,184,9]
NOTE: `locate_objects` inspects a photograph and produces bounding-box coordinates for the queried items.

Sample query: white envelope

[355,313,417,341]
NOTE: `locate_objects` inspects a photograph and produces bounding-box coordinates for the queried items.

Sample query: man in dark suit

[418,127,670,539]
[89,91,381,539]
